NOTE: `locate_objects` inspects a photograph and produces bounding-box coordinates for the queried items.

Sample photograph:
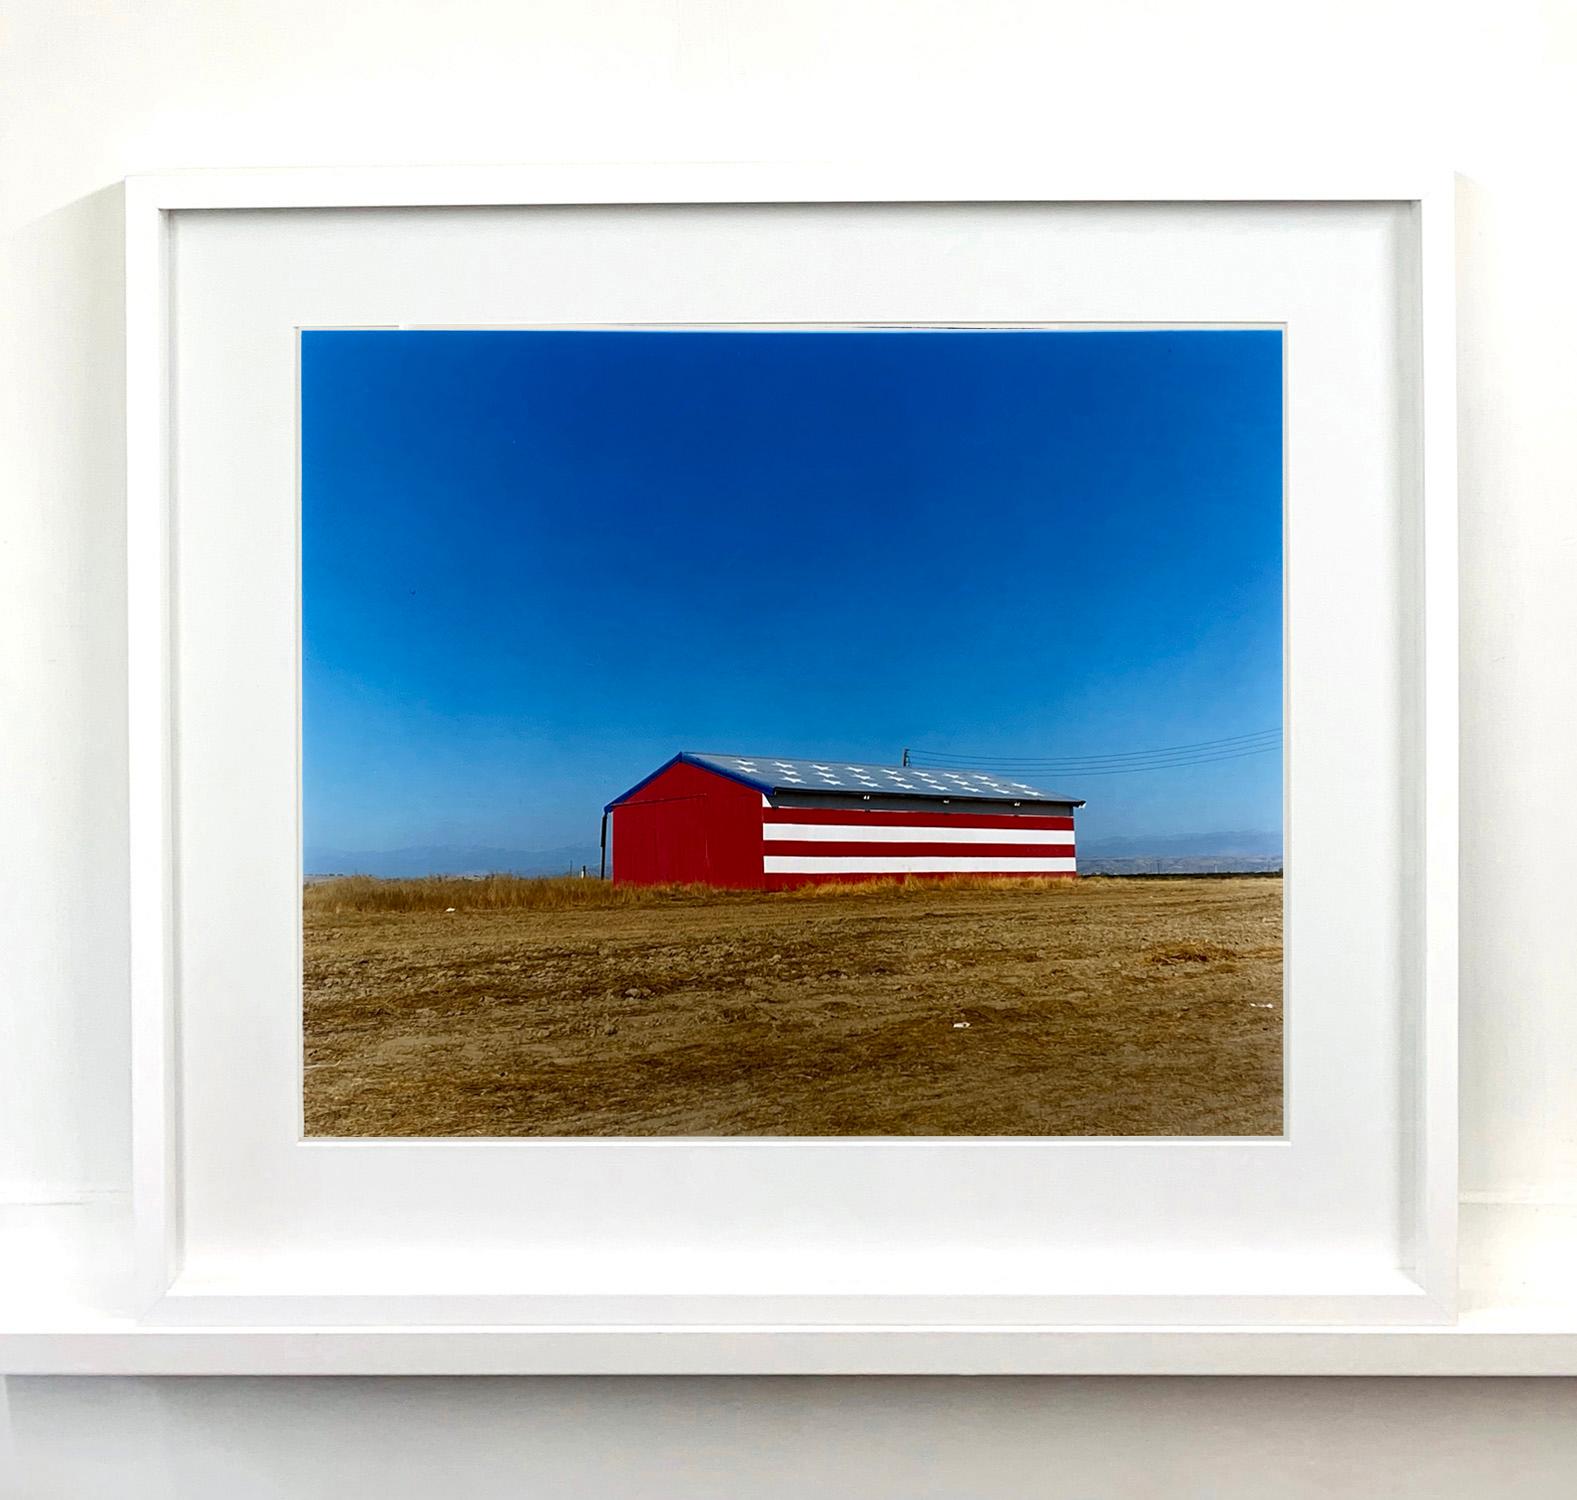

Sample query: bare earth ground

[303,876,1282,1137]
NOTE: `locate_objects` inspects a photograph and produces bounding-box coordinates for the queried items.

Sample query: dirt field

[303,875,1282,1137]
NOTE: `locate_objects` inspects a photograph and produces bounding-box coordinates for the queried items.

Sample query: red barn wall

[610,761,766,887]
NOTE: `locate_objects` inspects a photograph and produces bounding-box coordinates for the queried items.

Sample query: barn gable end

[605,758,765,887]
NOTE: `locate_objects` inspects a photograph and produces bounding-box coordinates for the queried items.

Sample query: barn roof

[607,751,1084,810]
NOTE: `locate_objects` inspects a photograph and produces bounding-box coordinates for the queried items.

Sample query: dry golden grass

[305,873,700,914]
[304,876,1283,1138]
[304,871,1087,913]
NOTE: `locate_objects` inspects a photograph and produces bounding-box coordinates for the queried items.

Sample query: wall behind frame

[3,0,1576,1493]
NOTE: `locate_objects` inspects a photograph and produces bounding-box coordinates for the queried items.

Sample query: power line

[1027,744,1281,777]
[905,728,1283,779]
[906,727,1281,769]
[907,745,1280,778]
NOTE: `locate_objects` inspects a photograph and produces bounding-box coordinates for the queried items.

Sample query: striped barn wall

[760,805,1076,887]
[607,757,1082,888]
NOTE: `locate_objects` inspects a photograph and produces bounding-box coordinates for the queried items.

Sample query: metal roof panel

[683,752,1084,807]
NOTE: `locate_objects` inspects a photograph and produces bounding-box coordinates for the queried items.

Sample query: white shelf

[3,1201,1575,1375]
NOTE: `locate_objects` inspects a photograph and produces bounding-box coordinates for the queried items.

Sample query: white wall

[3,0,1576,1492]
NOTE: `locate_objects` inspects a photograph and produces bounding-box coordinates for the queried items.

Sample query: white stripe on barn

[763,854,1078,875]
[763,822,1070,845]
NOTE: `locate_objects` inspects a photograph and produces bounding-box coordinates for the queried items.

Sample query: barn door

[614,794,710,884]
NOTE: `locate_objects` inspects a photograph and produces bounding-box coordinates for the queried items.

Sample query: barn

[602,751,1084,889]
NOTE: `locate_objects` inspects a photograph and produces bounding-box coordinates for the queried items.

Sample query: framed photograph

[113,167,1455,1371]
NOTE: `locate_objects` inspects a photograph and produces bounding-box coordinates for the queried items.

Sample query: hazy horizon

[303,827,1287,880]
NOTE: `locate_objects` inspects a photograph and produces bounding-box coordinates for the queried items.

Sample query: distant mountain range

[1079,831,1281,875]
[305,831,1281,879]
[1080,831,1282,858]
[305,844,601,878]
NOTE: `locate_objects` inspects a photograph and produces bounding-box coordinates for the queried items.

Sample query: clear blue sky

[303,329,1282,859]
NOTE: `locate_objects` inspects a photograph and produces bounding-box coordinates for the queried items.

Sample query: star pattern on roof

[688,753,1080,805]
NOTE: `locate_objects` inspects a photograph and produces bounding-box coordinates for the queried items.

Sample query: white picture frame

[92,166,1462,1374]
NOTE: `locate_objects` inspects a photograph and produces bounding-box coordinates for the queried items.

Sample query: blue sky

[302,328,1282,860]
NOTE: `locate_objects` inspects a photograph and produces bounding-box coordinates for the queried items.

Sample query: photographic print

[302,327,1283,1137]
